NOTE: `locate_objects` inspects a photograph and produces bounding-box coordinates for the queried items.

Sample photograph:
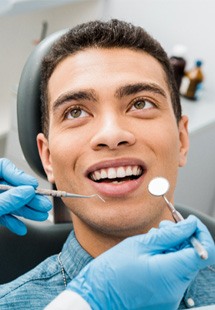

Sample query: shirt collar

[60,229,93,280]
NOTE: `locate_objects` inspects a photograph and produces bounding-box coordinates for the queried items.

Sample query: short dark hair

[41,19,181,136]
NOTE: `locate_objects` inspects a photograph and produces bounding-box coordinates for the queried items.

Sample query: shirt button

[187,298,195,307]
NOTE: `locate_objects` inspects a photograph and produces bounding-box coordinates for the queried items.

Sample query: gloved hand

[65,216,215,310]
[0,158,52,235]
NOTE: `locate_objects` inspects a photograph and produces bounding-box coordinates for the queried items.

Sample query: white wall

[0,0,104,133]
[105,0,215,94]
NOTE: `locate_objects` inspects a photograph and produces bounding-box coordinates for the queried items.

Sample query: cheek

[149,125,180,168]
[160,133,181,189]
[48,135,78,181]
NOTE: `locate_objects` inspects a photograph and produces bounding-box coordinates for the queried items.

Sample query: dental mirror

[148,176,208,260]
[148,177,169,197]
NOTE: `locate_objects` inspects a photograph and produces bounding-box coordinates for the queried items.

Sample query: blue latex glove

[0,158,52,235]
[67,216,215,310]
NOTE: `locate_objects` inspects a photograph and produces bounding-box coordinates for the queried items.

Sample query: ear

[37,133,55,183]
[178,115,189,167]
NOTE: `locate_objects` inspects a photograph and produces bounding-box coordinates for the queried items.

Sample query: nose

[90,115,136,150]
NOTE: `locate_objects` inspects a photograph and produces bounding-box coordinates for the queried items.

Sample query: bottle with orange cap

[180,60,204,100]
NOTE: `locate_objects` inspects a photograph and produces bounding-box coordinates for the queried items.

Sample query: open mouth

[88,165,144,184]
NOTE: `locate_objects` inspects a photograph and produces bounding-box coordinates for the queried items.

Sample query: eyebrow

[115,82,167,99]
[52,89,97,111]
[52,82,167,111]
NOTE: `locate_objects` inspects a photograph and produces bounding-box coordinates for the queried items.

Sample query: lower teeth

[112,180,124,184]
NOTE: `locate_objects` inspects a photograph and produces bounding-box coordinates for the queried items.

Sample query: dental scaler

[0,184,105,202]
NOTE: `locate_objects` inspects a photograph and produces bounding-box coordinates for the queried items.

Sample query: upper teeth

[90,165,142,181]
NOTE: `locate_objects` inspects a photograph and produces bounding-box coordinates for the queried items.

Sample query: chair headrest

[17,29,67,179]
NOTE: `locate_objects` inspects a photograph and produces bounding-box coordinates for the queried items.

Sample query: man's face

[37,48,189,239]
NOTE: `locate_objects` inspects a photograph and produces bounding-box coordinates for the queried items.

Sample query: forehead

[48,47,170,102]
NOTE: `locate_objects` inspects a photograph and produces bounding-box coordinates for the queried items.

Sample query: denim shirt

[0,230,214,309]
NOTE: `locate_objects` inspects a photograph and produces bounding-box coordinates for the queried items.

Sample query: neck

[72,216,123,257]
[71,207,174,258]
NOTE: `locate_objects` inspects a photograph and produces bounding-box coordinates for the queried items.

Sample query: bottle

[180,60,204,100]
[170,45,187,90]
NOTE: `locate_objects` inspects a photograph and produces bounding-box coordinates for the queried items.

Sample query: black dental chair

[0,30,215,285]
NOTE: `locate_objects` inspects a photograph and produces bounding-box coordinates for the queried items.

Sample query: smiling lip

[86,158,146,197]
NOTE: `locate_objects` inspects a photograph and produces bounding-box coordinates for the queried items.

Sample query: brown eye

[130,98,154,112]
[66,107,89,119]
[70,108,82,118]
[134,100,146,109]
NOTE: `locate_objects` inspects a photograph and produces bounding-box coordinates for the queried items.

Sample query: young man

[0,19,214,309]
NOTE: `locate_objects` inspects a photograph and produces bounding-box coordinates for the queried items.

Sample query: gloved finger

[159,216,214,254]
[0,158,38,188]
[0,214,27,235]
[153,217,215,271]
[159,220,175,228]
[158,220,190,253]
[27,194,52,212]
[190,215,214,245]
[188,215,215,265]
[0,186,36,216]
[164,244,213,277]
[13,206,49,221]
[136,216,198,253]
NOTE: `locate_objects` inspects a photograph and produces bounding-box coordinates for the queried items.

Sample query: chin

[83,215,156,237]
[71,199,165,237]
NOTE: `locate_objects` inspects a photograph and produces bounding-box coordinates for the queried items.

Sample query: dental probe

[0,184,105,202]
[148,177,208,260]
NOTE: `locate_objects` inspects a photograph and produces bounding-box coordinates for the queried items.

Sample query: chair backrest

[0,204,214,285]
[17,29,67,179]
[17,29,71,223]
[0,221,72,284]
